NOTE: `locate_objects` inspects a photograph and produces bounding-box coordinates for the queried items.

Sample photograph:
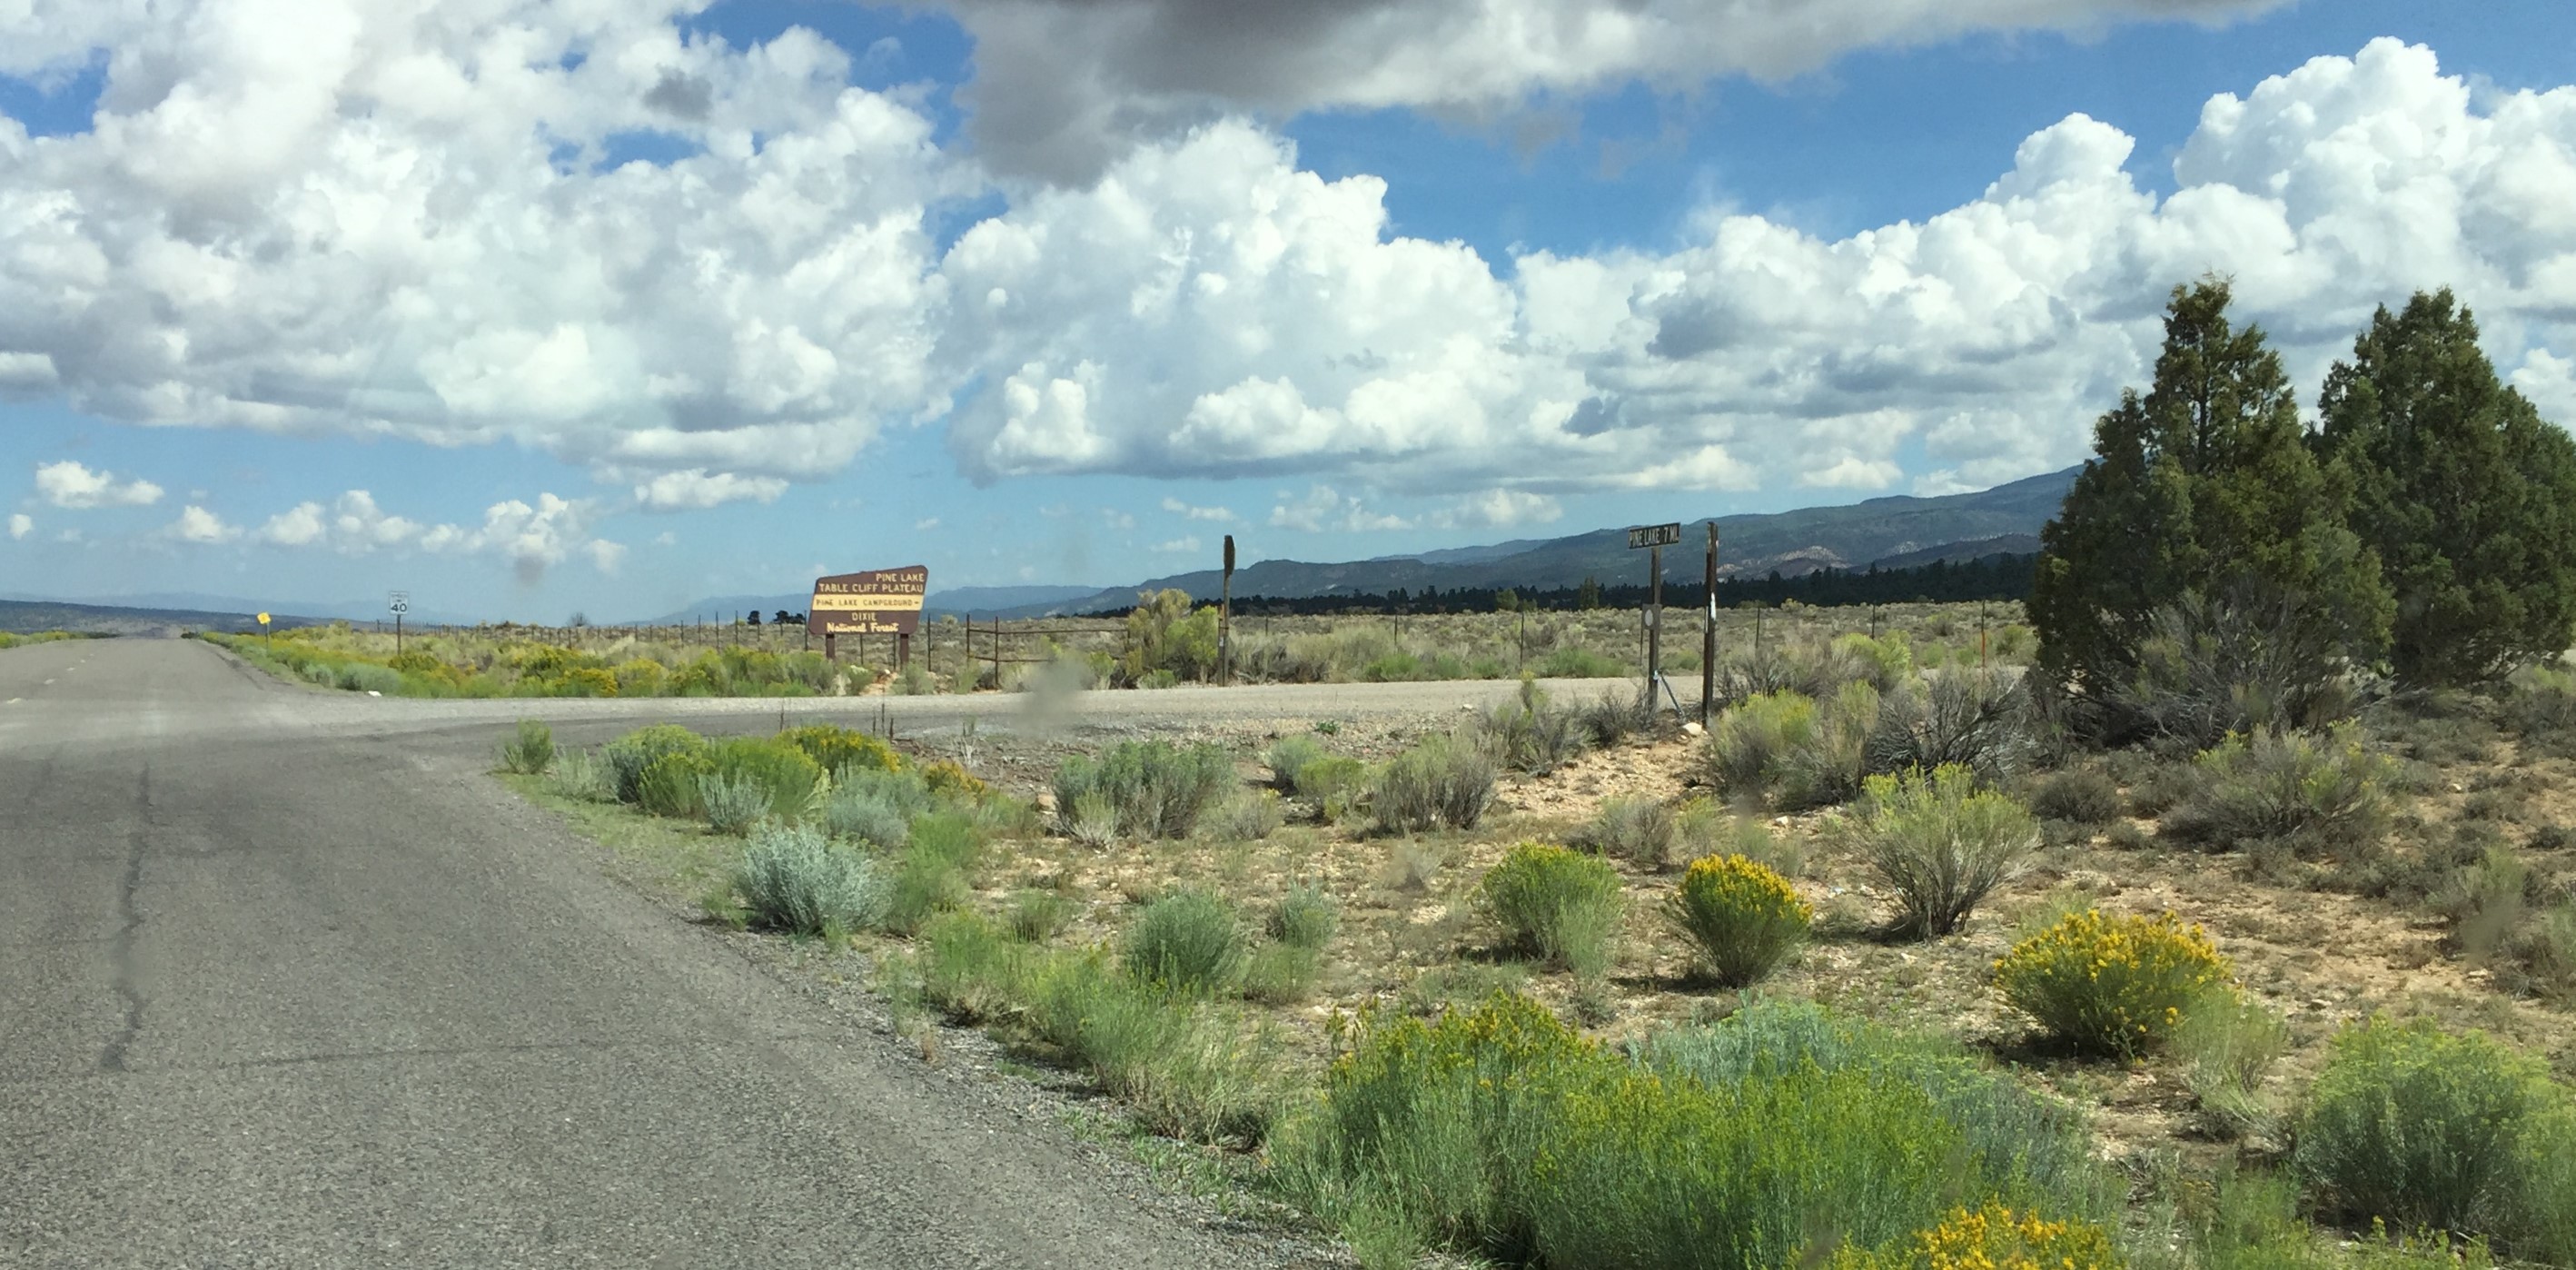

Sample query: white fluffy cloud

[1432,489,1563,531]
[939,0,2285,181]
[632,470,789,512]
[168,504,238,543]
[941,124,1580,488]
[1161,497,1236,522]
[1153,535,1201,554]
[254,489,620,582]
[0,0,957,490]
[2,11,2572,523]
[941,40,2576,498]
[7,513,29,540]
[34,460,163,508]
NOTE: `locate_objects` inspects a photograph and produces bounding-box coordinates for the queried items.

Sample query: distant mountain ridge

[986,467,2078,617]
[0,598,333,637]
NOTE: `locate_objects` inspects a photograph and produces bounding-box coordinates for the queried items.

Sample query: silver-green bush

[821,787,911,849]
[1203,790,1284,842]
[1267,883,1341,951]
[698,773,770,835]
[1574,795,1678,868]
[540,748,617,802]
[1478,677,1586,774]
[1053,740,1237,839]
[1122,889,1245,993]
[732,821,887,936]
[2164,726,2392,853]
[1834,764,2036,938]
[1372,735,1496,834]
[1264,735,1329,791]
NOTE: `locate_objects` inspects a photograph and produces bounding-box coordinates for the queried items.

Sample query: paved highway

[0,639,1567,1266]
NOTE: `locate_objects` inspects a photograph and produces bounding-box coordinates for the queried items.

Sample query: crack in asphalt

[96,764,149,1076]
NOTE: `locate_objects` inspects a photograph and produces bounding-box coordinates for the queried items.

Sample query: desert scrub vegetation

[733,820,887,937]
[907,912,1293,1145]
[1122,889,1247,993]
[494,613,2576,1270]
[1664,854,1811,987]
[1708,673,2036,812]
[1476,842,1622,977]
[1836,765,2038,938]
[1273,994,2115,1270]
[1052,740,1235,840]
[0,630,99,650]
[204,623,871,698]
[546,721,1018,932]
[2295,1017,2576,1265]
[2027,768,2123,825]
[1372,733,1498,834]
[1476,676,1587,774]
[1830,1202,2119,1270]
[498,719,554,774]
[1572,793,1799,874]
[2162,727,2393,853]
[1992,909,2233,1057]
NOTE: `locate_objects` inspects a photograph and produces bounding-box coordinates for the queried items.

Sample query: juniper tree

[2030,279,2390,738]
[2316,290,2576,687]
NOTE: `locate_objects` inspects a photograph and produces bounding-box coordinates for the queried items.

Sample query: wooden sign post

[1220,534,1235,686]
[1702,524,1719,727]
[1627,522,1680,710]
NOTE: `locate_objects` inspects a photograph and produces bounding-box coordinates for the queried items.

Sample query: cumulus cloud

[1432,489,1563,531]
[1270,485,1412,533]
[941,41,2576,499]
[631,470,789,512]
[939,0,2286,182]
[1161,497,1237,521]
[255,489,620,582]
[0,0,960,490]
[942,124,1574,488]
[1153,535,1201,554]
[2,12,2572,520]
[35,460,163,509]
[7,513,29,540]
[168,504,239,544]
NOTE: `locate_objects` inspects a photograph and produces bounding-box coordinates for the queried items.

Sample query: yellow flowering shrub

[1838,1201,2124,1270]
[920,759,990,799]
[1994,909,2230,1057]
[613,658,667,697]
[1665,854,1812,987]
[782,723,905,776]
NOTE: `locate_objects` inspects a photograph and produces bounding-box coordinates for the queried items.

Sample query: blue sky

[2,0,2571,621]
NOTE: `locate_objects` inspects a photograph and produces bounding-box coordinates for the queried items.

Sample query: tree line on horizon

[2032,279,2576,743]
[1078,551,2038,620]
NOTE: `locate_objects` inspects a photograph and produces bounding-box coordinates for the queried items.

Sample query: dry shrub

[1836,765,2036,938]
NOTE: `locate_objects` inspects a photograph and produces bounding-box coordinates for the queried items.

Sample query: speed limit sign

[389,590,410,616]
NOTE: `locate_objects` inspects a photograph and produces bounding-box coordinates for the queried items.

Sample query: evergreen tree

[2317,290,2576,687]
[2030,280,2390,732]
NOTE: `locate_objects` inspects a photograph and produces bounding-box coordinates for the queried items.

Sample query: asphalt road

[0,640,1577,1267]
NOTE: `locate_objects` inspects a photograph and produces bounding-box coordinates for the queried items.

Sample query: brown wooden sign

[807,565,927,637]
